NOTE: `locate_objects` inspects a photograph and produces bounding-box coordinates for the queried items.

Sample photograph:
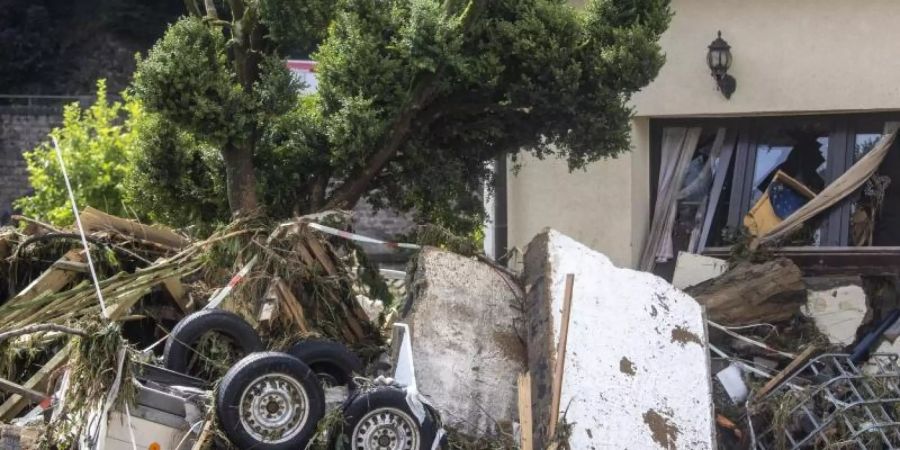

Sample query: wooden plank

[0,377,46,403]
[548,274,575,440]
[274,280,311,334]
[305,236,338,276]
[257,300,276,329]
[162,276,190,313]
[2,250,84,324]
[755,345,819,400]
[0,344,71,420]
[80,206,189,249]
[517,372,534,450]
[154,257,191,313]
[9,250,83,304]
[295,240,317,267]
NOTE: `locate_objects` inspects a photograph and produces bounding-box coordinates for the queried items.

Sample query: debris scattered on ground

[5,204,900,450]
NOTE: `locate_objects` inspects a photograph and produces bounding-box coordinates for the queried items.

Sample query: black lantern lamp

[707,31,735,99]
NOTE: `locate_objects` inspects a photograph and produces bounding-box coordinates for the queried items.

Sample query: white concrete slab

[803,284,867,346]
[672,252,728,290]
[525,229,714,449]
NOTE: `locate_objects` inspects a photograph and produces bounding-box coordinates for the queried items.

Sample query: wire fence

[0,95,95,114]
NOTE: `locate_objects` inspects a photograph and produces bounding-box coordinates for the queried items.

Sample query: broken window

[648,113,900,275]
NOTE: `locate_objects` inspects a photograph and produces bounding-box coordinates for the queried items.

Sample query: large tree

[131,0,671,232]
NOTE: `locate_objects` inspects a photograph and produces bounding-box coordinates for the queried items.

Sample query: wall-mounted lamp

[707,31,735,99]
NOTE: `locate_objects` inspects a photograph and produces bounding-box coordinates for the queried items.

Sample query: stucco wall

[508,0,900,269]
[632,0,900,116]
[508,118,649,268]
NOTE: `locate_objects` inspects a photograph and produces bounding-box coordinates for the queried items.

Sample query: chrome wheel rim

[239,373,309,443]
[352,407,419,450]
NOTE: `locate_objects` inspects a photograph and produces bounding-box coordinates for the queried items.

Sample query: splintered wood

[260,278,311,334]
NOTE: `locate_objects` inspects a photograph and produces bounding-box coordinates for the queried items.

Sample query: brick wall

[0,109,61,223]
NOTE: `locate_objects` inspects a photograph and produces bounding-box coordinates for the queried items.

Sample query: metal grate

[755,353,900,449]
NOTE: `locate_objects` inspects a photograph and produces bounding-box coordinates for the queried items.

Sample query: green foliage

[125,114,230,231]
[132,17,247,145]
[15,80,140,226]
[259,0,336,58]
[131,0,671,235]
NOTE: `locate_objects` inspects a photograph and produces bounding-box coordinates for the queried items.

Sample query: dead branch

[0,324,88,342]
[11,215,62,234]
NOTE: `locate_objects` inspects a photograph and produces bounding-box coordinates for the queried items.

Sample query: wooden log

[685,257,807,325]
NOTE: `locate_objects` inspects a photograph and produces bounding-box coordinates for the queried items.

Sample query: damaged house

[497,0,900,350]
[490,0,900,447]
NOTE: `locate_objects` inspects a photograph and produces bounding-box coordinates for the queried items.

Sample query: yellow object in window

[744,171,817,237]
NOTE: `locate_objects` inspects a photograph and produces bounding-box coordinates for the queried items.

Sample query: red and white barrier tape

[204,255,259,310]
[306,222,421,250]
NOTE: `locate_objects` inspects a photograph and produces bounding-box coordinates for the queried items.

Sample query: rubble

[4,202,900,449]
[523,229,714,449]
[402,247,525,439]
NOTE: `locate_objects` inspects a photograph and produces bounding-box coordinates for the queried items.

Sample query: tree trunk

[221,144,259,216]
[685,257,807,325]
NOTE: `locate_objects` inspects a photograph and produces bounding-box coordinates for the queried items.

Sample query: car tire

[163,309,263,376]
[287,339,363,388]
[333,386,441,450]
[216,352,325,450]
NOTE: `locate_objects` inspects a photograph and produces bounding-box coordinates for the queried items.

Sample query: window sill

[702,246,900,276]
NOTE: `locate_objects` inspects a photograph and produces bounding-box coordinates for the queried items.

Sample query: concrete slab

[402,247,526,438]
[672,252,728,290]
[524,229,714,449]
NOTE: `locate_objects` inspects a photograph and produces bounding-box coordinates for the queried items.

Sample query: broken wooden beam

[0,344,71,420]
[0,378,46,404]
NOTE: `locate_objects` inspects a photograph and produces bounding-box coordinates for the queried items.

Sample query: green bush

[15,80,141,226]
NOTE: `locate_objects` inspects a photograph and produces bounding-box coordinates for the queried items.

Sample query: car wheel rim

[239,373,309,443]
[352,407,419,450]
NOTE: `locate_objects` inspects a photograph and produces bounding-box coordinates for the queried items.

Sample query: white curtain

[639,127,702,271]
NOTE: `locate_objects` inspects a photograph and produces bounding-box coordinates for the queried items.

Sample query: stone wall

[0,108,61,223]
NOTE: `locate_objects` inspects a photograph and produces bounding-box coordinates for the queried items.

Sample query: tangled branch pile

[0,207,392,444]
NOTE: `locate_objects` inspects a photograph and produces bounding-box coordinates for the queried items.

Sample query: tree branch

[324,76,441,210]
[323,1,486,210]
[0,324,88,343]
[203,0,218,20]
